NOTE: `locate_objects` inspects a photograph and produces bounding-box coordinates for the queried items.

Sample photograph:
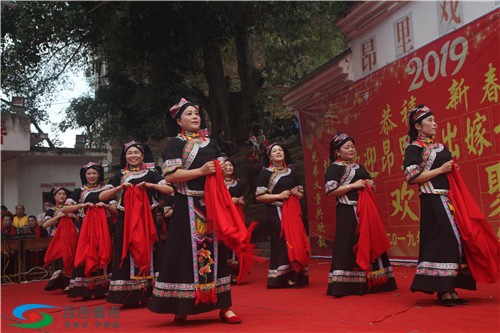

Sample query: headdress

[165,98,208,137]
[79,162,104,185]
[330,133,355,162]
[262,143,293,168]
[120,141,155,170]
[407,104,434,143]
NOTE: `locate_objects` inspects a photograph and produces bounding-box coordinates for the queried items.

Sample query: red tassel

[194,287,217,306]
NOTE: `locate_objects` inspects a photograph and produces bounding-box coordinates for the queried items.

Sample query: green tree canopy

[1,1,351,147]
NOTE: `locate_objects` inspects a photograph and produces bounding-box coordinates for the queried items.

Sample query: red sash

[281,195,310,271]
[205,160,263,285]
[122,186,158,275]
[447,167,500,283]
[44,216,78,276]
[74,207,112,277]
[355,184,391,287]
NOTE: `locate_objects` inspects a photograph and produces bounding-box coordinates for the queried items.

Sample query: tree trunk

[203,40,230,137]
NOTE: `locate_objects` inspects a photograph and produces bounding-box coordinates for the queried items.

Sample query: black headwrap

[120,141,156,170]
[407,104,434,143]
[329,133,355,162]
[165,98,208,137]
[47,186,72,205]
[79,162,104,185]
[262,143,293,168]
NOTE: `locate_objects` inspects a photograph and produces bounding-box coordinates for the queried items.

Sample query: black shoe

[437,292,454,307]
[451,292,468,305]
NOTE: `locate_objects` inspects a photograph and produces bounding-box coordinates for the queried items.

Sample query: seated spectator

[2,215,16,239]
[1,205,13,219]
[37,202,53,226]
[13,204,28,228]
[26,215,48,238]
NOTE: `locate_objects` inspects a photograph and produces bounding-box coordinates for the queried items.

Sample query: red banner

[299,11,500,259]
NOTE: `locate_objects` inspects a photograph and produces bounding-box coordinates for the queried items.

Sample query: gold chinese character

[315,206,324,220]
[381,139,394,175]
[363,146,379,178]
[313,180,322,190]
[400,96,417,124]
[486,162,500,195]
[312,164,319,177]
[317,223,325,234]
[465,112,492,156]
[481,63,500,104]
[406,230,418,246]
[317,236,327,248]
[311,151,319,163]
[390,182,419,221]
[441,121,460,159]
[380,104,398,135]
[446,78,469,111]
[315,193,321,206]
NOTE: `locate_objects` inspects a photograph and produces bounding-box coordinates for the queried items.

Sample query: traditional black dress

[106,168,165,305]
[44,205,77,291]
[149,135,232,315]
[404,138,476,293]
[66,184,112,298]
[225,177,245,283]
[256,166,308,288]
[325,161,397,296]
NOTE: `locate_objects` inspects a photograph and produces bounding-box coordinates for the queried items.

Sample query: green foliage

[1,1,350,146]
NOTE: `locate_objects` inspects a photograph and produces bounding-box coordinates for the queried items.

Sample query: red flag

[281,195,310,272]
[447,167,500,283]
[122,186,158,275]
[74,207,112,277]
[44,216,78,276]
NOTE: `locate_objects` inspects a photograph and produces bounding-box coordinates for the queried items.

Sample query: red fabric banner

[298,11,500,259]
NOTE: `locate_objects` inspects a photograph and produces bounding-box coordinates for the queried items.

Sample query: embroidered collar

[417,135,435,147]
[181,129,206,141]
[124,164,146,172]
[336,158,356,167]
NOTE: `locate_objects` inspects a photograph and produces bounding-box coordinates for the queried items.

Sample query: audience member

[2,215,16,239]
[37,202,53,226]
[13,204,28,228]
[26,215,48,238]
[1,205,13,219]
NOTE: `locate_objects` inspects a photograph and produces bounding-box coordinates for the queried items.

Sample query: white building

[1,110,107,215]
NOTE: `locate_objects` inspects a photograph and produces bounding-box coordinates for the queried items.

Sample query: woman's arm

[140,182,174,195]
[327,179,366,197]
[60,202,93,214]
[99,183,131,201]
[256,191,289,203]
[409,160,453,184]
[165,161,215,183]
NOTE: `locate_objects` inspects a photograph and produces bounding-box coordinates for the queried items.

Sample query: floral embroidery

[197,244,214,283]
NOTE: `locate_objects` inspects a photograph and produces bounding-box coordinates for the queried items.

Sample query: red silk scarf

[205,160,263,285]
[122,186,158,276]
[355,184,391,271]
[44,216,78,276]
[281,195,310,272]
[74,206,112,277]
[447,167,500,283]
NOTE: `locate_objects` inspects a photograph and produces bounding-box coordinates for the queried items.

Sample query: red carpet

[2,259,499,332]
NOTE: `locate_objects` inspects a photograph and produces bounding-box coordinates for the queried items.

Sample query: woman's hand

[238,197,245,205]
[95,202,106,208]
[351,179,366,189]
[81,202,94,209]
[137,181,149,189]
[439,160,454,174]
[121,182,133,190]
[279,190,291,200]
[55,210,66,217]
[290,188,301,196]
[200,161,217,175]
